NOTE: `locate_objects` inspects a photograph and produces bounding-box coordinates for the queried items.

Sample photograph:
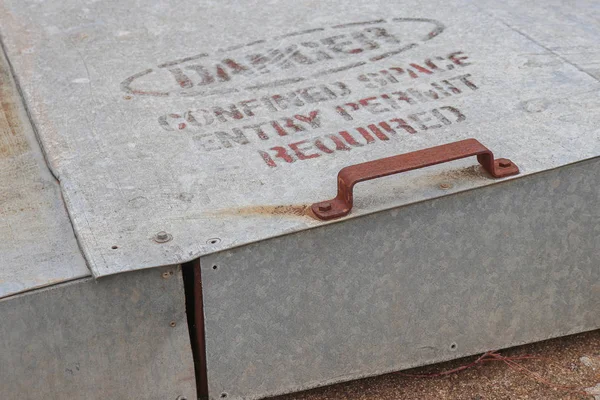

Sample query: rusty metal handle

[311,138,519,220]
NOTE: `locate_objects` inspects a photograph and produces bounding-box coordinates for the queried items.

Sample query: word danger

[259,106,466,167]
[125,18,445,97]
[167,28,401,84]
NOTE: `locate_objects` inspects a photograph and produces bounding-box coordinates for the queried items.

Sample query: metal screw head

[154,231,172,243]
[318,203,332,212]
[439,183,452,190]
[169,321,177,327]
[499,160,512,168]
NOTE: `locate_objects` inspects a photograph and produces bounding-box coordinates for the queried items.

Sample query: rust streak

[0,58,29,159]
[216,204,311,218]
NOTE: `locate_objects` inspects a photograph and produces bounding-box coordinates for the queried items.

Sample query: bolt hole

[207,237,221,245]
[212,265,218,270]
[220,393,228,399]
[450,343,457,351]
[111,245,118,250]
[169,321,176,327]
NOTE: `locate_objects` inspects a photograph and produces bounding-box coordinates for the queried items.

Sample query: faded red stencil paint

[121,18,445,97]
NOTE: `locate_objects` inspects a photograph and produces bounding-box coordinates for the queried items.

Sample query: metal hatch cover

[0,0,598,277]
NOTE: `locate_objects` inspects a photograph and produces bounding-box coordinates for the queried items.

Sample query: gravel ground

[275,330,600,400]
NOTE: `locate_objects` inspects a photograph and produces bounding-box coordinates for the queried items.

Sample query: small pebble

[581,356,595,368]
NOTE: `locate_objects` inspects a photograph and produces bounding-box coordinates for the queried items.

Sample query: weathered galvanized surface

[0,265,197,400]
[0,0,599,277]
[480,0,600,80]
[200,158,600,400]
[0,42,89,298]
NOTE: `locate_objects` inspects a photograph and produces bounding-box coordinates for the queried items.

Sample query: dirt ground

[275,330,600,400]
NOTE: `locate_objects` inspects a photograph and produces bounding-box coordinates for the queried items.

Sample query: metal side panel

[0,265,196,400]
[200,158,600,400]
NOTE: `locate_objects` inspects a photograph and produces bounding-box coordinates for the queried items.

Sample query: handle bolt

[154,231,172,243]
[318,203,332,212]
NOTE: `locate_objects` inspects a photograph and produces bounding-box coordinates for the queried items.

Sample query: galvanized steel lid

[0,0,598,277]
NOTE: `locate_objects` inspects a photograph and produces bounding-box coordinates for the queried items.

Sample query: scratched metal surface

[0,265,197,400]
[0,42,89,298]
[0,0,599,276]
[200,158,600,400]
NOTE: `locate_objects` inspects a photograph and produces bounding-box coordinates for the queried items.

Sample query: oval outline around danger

[120,18,445,98]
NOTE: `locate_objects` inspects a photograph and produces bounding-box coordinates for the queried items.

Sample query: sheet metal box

[0,1,598,399]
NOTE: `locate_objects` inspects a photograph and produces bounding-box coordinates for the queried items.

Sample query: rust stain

[216,204,312,218]
[218,167,490,221]
[0,63,29,159]
[432,164,488,181]
[0,4,61,168]
[0,40,42,218]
